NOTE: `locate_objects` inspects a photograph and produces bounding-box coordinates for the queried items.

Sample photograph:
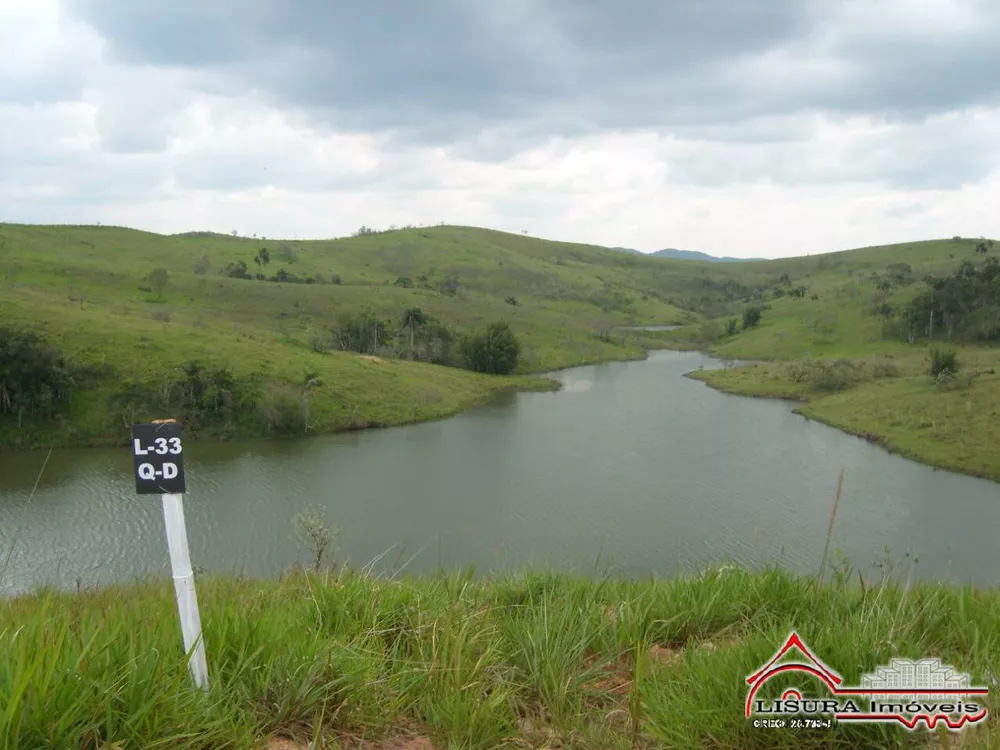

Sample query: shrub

[742,306,762,330]
[869,359,900,379]
[461,321,521,375]
[698,321,723,342]
[504,296,519,306]
[307,327,330,353]
[192,253,211,275]
[928,347,960,378]
[934,371,974,391]
[725,319,739,336]
[257,382,301,434]
[813,361,866,392]
[394,276,412,288]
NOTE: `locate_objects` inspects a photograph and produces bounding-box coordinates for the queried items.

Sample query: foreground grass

[3,567,999,749]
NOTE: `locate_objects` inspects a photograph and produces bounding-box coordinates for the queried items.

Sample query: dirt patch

[268,736,439,750]
[359,355,386,364]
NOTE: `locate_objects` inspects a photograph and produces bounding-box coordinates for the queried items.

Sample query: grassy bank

[0,223,694,450]
[3,566,998,749]
[663,237,1000,482]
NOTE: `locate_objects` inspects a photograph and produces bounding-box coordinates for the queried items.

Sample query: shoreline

[6,333,999,487]
[0,339,671,454]
[678,346,1000,485]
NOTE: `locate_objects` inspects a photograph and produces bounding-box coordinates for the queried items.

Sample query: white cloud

[0,0,998,257]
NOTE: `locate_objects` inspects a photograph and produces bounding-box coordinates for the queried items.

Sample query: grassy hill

[0,223,699,450]
[658,237,1000,481]
[2,222,998,482]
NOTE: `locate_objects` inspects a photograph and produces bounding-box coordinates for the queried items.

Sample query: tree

[253,248,270,279]
[461,321,521,374]
[402,307,425,355]
[193,253,211,275]
[149,268,169,298]
[225,260,252,279]
[0,327,74,427]
[975,242,989,255]
[742,306,762,330]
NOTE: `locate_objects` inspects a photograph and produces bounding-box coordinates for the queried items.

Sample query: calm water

[1,349,998,594]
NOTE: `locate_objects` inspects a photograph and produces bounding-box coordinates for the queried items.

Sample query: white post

[161,492,209,690]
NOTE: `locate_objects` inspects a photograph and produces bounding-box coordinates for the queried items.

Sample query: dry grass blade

[817,468,845,583]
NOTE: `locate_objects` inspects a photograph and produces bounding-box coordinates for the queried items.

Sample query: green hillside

[2,223,998,482]
[0,223,696,450]
[661,237,1000,481]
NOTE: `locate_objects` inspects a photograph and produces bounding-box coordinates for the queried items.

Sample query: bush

[504,296,519,306]
[461,321,520,375]
[725,319,739,336]
[787,359,866,392]
[809,360,862,392]
[394,276,412,288]
[742,306,762,330]
[698,321,723,342]
[307,327,330,353]
[257,382,301,434]
[869,359,900,379]
[934,371,975,391]
[928,347,960,378]
[192,253,211,275]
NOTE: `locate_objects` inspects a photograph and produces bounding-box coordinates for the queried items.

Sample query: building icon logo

[746,632,989,731]
[862,658,970,699]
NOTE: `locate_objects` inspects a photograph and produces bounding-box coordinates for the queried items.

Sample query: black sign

[131,421,186,495]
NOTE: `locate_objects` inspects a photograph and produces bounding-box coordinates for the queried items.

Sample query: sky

[1,0,999,258]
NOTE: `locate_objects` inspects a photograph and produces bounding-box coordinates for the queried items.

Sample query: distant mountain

[609,246,763,263]
[650,248,764,262]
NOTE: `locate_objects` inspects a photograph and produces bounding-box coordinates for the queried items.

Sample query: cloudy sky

[2,0,998,258]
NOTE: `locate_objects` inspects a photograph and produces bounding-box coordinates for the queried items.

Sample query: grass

[661,237,1000,482]
[0,222,696,450]
[2,565,999,749]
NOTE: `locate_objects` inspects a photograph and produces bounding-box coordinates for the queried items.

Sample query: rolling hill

[2,222,998,484]
[0,223,705,449]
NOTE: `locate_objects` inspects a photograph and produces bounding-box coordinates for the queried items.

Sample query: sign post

[131,420,209,690]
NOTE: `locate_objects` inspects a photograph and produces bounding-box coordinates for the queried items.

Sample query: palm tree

[253,248,271,279]
[402,307,425,355]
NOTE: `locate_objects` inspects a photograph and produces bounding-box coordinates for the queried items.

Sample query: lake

[1,349,998,594]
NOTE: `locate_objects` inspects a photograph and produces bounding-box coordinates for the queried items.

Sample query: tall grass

[1,564,998,748]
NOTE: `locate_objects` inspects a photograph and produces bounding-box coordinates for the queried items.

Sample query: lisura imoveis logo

[745,632,989,731]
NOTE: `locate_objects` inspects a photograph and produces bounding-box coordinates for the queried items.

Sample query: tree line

[317,308,520,375]
[1,313,522,438]
[894,255,1000,342]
